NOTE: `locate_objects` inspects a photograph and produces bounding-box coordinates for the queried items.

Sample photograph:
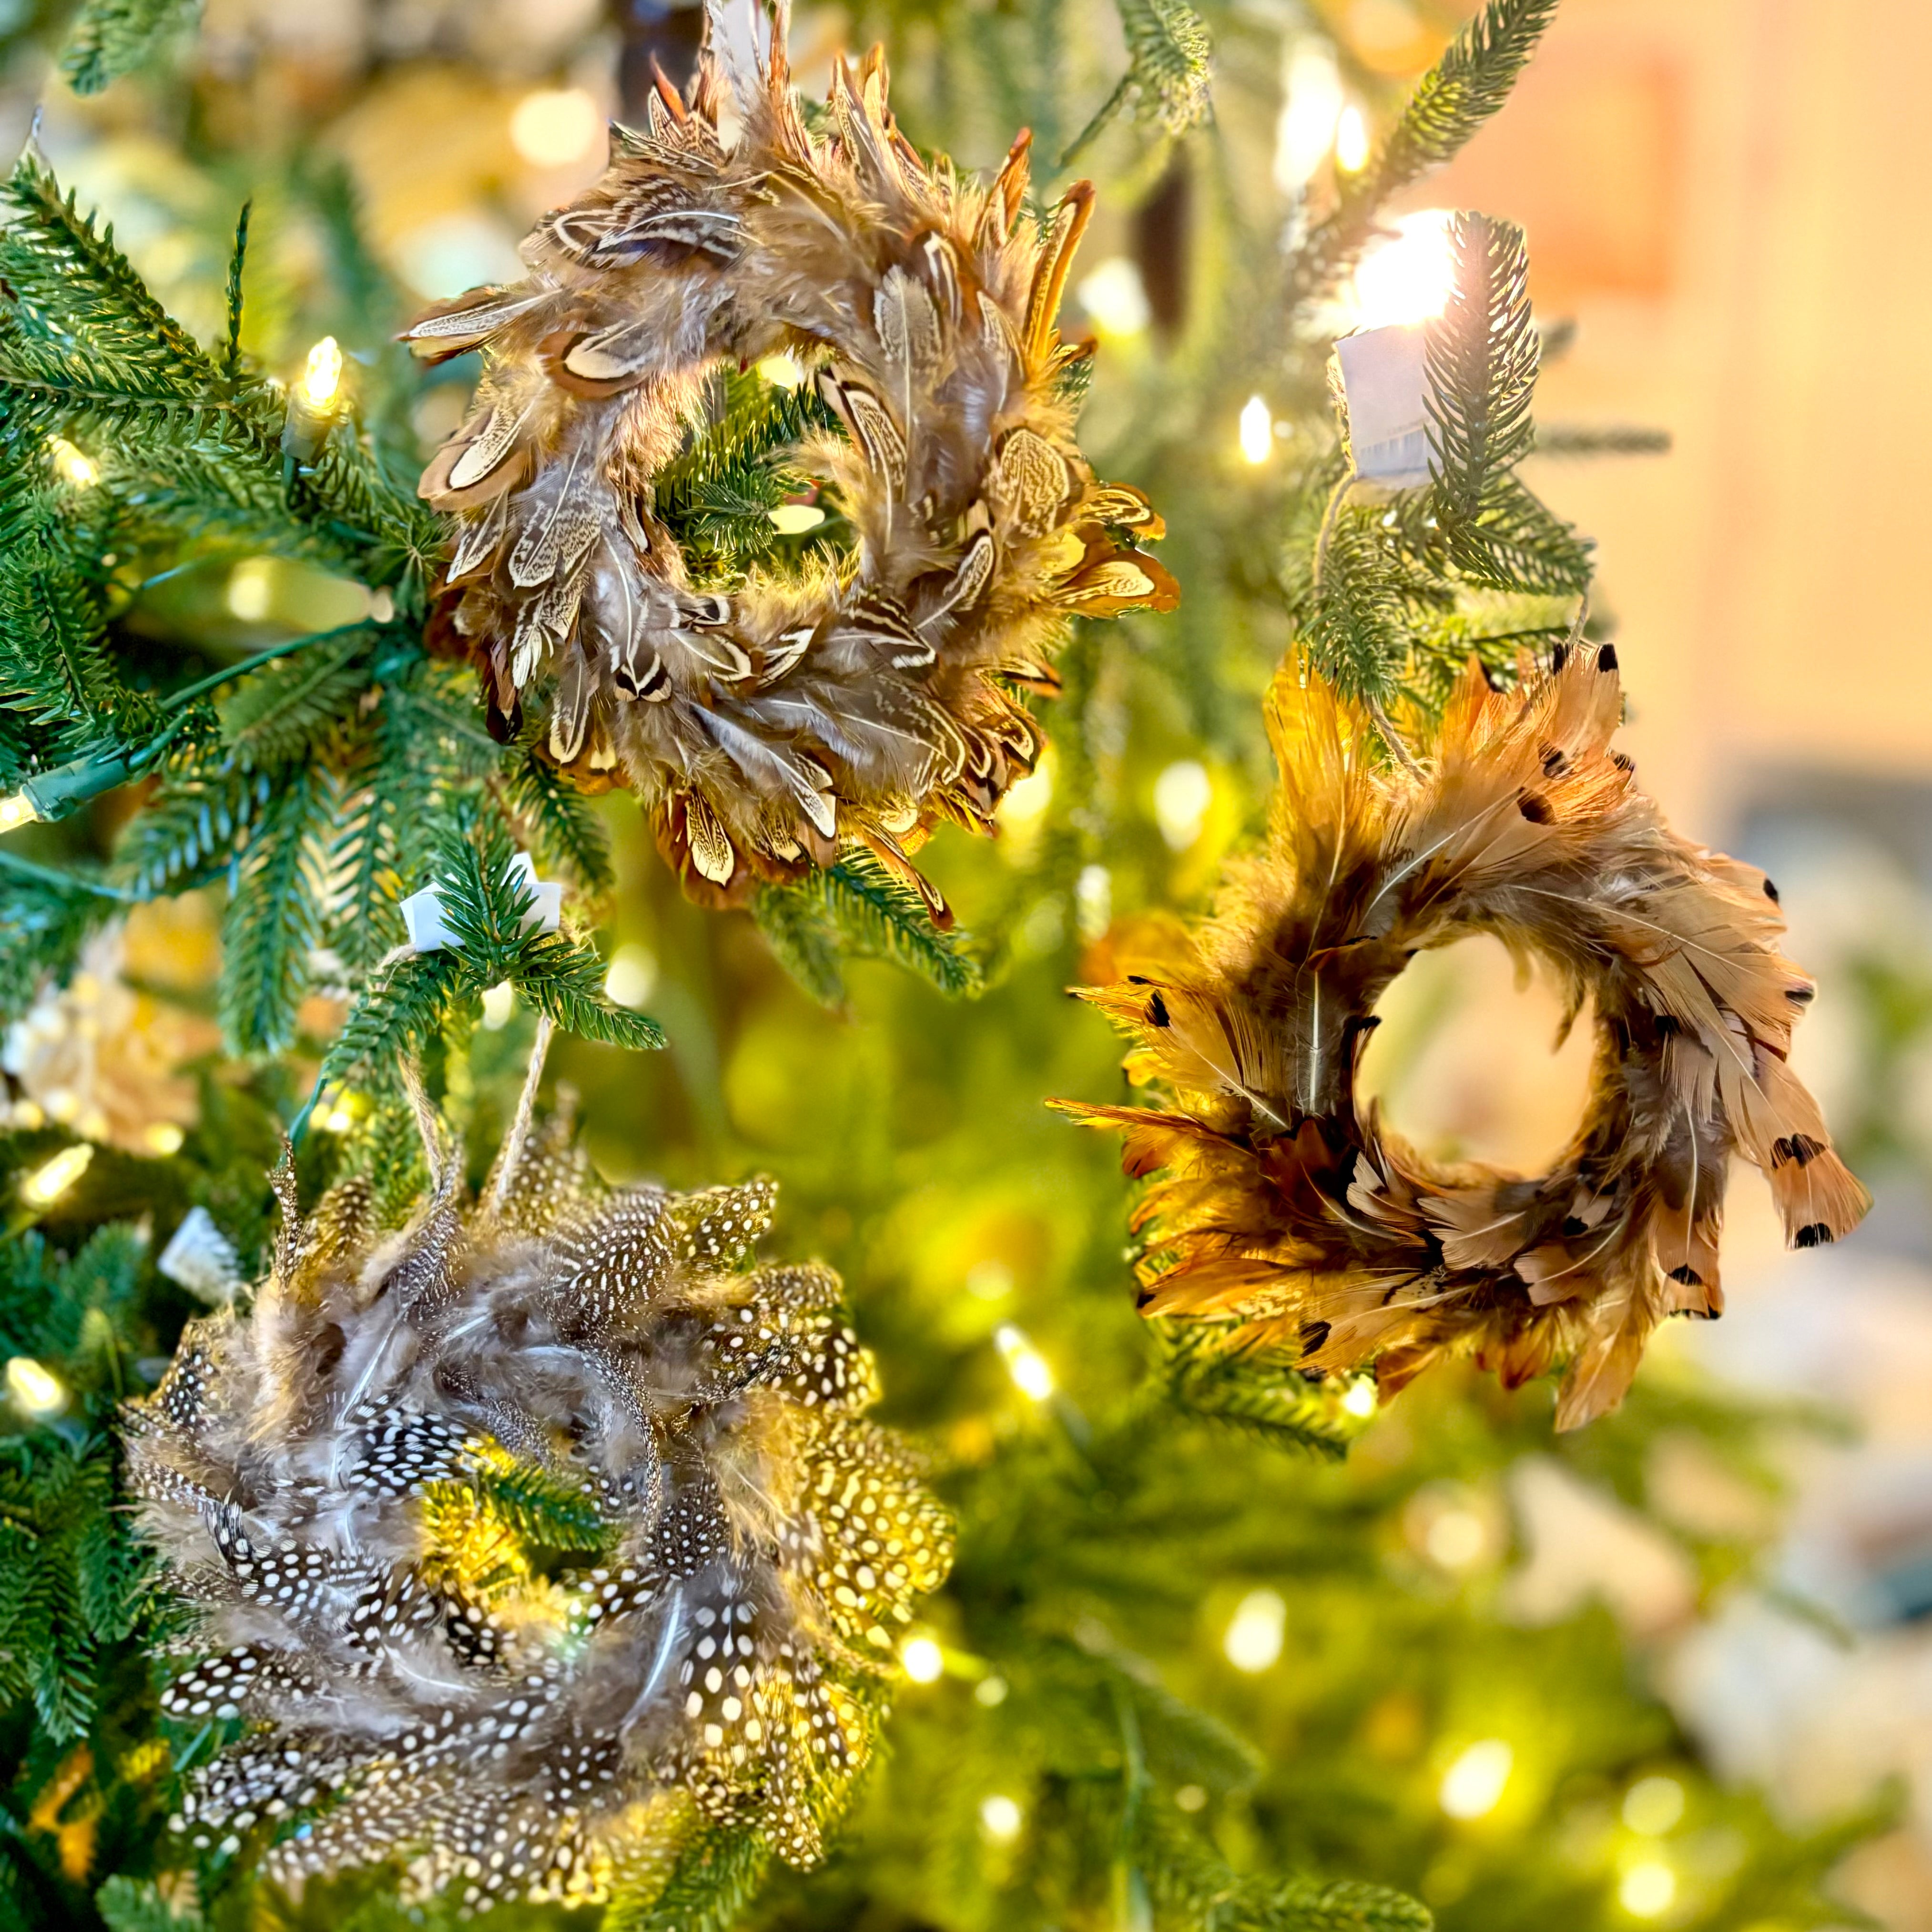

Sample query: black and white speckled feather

[123,1112,951,1910]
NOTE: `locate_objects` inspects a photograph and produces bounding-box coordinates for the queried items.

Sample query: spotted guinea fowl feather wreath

[1057,645,1869,1431]
[124,1038,950,1908]
[404,0,1174,916]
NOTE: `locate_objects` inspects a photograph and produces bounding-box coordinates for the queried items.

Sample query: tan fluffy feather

[1056,647,1869,1429]
[404,1,1174,908]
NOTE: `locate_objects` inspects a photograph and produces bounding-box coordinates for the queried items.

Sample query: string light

[226,559,274,621]
[509,87,603,168]
[20,1143,93,1207]
[978,1794,1023,1841]
[5,1355,64,1417]
[300,336,344,409]
[480,981,516,1031]
[1439,1739,1513,1818]
[901,1635,945,1682]
[1349,210,1456,329]
[1618,1861,1677,1917]
[994,1324,1055,1401]
[1622,1775,1685,1835]
[603,945,658,1010]
[1223,1588,1286,1672]
[47,436,99,488]
[0,793,40,834]
[1342,1379,1378,1418]
[1153,760,1212,849]
[1274,41,1343,193]
[1076,256,1151,337]
[756,353,805,388]
[768,503,826,535]
[1239,394,1274,465]
[1335,103,1371,173]
[142,1122,185,1156]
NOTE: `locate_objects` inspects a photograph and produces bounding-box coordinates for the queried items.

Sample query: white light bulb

[603,945,658,1011]
[1335,103,1371,173]
[994,1324,1055,1402]
[901,1635,945,1682]
[1077,256,1152,337]
[1239,394,1274,465]
[978,1794,1023,1841]
[1440,1739,1513,1819]
[0,793,41,834]
[301,336,343,409]
[1622,1775,1686,1836]
[1223,1589,1286,1672]
[480,981,516,1031]
[21,1143,94,1207]
[1274,41,1344,193]
[1618,1861,1677,1918]
[48,436,99,488]
[510,88,604,169]
[768,503,826,535]
[1153,760,1212,850]
[757,353,806,388]
[1350,210,1457,330]
[1342,1379,1378,1418]
[227,559,274,622]
[5,1355,64,1416]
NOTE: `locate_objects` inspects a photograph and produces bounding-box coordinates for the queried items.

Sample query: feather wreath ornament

[1057,647,1869,1430]
[403,0,1175,914]
[123,1084,950,1907]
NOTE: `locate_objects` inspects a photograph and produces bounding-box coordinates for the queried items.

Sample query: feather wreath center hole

[1355,935,1597,1173]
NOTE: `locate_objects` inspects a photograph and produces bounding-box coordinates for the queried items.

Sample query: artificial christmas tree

[0,1,1882,1929]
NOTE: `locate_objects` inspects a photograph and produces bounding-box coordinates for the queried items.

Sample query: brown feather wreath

[123,1097,950,1906]
[403,0,1174,915]
[1056,647,1869,1430]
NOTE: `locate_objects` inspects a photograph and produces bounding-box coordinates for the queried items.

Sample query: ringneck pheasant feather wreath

[1059,646,1870,1430]
[124,1086,951,1908]
[404,0,1174,912]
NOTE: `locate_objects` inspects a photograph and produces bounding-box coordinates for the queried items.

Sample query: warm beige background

[1412,0,1932,831]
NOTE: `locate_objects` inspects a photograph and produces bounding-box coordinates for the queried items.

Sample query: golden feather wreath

[404,0,1174,913]
[124,1080,950,1903]
[1057,646,1869,1430]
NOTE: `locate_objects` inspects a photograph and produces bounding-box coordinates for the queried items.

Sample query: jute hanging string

[1058,647,1870,1430]
[405,0,1174,913]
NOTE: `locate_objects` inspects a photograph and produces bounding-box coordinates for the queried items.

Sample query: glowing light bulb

[1274,41,1344,193]
[226,558,274,621]
[603,945,658,1010]
[756,353,806,388]
[6,1355,64,1416]
[1350,209,1456,329]
[978,1794,1023,1841]
[997,757,1054,830]
[1223,1588,1286,1671]
[320,1106,356,1134]
[21,1142,93,1207]
[142,1122,185,1157]
[480,981,516,1031]
[1335,103,1371,173]
[1619,1861,1676,1917]
[974,1674,1008,1706]
[768,502,826,535]
[901,1635,945,1682]
[1153,760,1212,849]
[301,336,343,409]
[1342,1379,1378,1418]
[1622,1776,1685,1836]
[1239,393,1274,465]
[1440,1739,1513,1818]
[1425,1509,1486,1569]
[47,436,98,488]
[510,88,604,169]
[994,1324,1055,1401]
[0,793,41,834]
[1077,256,1151,337]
